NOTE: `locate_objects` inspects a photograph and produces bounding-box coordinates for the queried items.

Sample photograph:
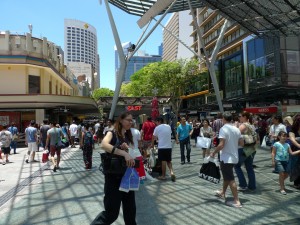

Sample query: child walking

[271,131,300,194]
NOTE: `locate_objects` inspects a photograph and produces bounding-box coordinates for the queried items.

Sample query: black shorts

[1,147,11,154]
[158,148,172,162]
[220,161,235,181]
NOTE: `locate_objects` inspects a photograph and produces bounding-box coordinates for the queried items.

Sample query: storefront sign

[243,106,277,114]
[126,105,142,111]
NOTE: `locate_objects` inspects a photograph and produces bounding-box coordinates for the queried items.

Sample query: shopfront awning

[243,106,278,114]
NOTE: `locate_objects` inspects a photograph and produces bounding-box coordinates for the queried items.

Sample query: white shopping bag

[196,136,211,149]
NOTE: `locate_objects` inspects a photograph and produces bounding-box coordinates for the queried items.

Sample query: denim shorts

[275,160,288,173]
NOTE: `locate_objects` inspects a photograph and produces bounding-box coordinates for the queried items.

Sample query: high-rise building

[163,11,194,61]
[115,42,162,83]
[158,43,163,56]
[64,19,100,89]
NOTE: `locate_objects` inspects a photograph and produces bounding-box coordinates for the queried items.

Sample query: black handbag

[99,153,127,175]
[99,130,127,175]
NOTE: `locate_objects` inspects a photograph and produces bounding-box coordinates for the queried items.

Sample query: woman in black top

[93,112,136,225]
[288,115,300,189]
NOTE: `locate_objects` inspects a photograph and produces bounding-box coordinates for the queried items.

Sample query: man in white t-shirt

[69,121,78,148]
[152,116,176,182]
[211,112,244,208]
[130,120,141,150]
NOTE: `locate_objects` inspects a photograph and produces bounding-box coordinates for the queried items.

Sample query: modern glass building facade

[115,42,162,83]
[124,55,162,82]
[242,35,300,109]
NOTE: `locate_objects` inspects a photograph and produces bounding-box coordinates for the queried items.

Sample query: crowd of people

[0,119,114,172]
[1,111,300,222]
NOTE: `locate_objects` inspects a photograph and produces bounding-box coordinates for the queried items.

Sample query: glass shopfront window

[223,53,243,98]
[247,38,277,91]
[280,37,300,86]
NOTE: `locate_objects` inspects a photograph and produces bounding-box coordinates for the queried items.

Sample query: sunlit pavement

[0,142,299,225]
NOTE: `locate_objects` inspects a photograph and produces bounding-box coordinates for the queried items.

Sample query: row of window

[67,37,97,45]
[204,27,245,47]
[203,15,222,33]
[28,75,69,95]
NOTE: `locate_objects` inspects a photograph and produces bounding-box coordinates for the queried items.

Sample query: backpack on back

[84,131,93,146]
[243,123,257,145]
[0,131,11,148]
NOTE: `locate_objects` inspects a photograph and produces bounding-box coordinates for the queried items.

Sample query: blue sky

[0,0,170,90]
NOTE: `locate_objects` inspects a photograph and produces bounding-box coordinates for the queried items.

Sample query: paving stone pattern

[0,142,299,225]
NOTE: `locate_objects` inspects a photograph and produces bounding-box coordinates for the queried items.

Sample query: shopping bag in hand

[119,167,132,192]
[196,136,211,149]
[129,168,140,191]
[119,168,140,192]
[198,157,220,184]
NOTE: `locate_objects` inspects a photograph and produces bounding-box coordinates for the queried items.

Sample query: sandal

[157,176,167,180]
[226,201,242,208]
[214,190,225,199]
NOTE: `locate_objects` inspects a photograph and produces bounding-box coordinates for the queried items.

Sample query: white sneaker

[237,186,248,191]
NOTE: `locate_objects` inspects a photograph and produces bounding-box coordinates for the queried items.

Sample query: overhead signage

[126,105,142,111]
[243,106,277,114]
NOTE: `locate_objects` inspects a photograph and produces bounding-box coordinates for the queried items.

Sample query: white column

[4,31,10,51]
[35,109,45,125]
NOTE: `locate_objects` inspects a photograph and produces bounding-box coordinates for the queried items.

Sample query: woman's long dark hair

[291,115,300,134]
[114,112,133,145]
[241,111,253,124]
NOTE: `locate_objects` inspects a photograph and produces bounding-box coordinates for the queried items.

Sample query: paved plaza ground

[0,142,299,225]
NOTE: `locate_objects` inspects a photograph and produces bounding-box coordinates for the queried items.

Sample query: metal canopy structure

[108,0,300,36]
[203,0,300,36]
[108,0,204,16]
[104,0,300,118]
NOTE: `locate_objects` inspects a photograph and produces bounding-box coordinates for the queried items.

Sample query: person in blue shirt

[25,120,38,163]
[176,117,193,164]
[8,122,18,154]
[272,131,300,195]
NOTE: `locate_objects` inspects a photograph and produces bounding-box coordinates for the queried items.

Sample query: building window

[28,75,40,94]
[49,80,52,94]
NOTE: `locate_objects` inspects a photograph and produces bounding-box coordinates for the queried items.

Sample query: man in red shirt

[140,117,156,157]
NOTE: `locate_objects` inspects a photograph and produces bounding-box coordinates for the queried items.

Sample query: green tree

[120,59,205,114]
[91,87,114,101]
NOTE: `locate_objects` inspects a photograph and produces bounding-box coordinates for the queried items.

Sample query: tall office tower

[64,19,100,89]
[115,42,162,83]
[163,11,194,62]
[158,43,163,56]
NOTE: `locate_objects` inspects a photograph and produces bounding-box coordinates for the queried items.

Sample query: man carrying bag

[210,112,244,208]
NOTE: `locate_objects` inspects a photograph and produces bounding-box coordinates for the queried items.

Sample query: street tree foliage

[120,59,208,114]
[92,87,114,100]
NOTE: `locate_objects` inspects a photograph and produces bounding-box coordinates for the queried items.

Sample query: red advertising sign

[126,106,142,111]
[243,106,277,114]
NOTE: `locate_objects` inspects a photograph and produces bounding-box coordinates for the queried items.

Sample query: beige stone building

[0,31,98,131]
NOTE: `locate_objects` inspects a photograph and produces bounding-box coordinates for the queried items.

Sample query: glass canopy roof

[108,0,205,16]
[108,0,300,36]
